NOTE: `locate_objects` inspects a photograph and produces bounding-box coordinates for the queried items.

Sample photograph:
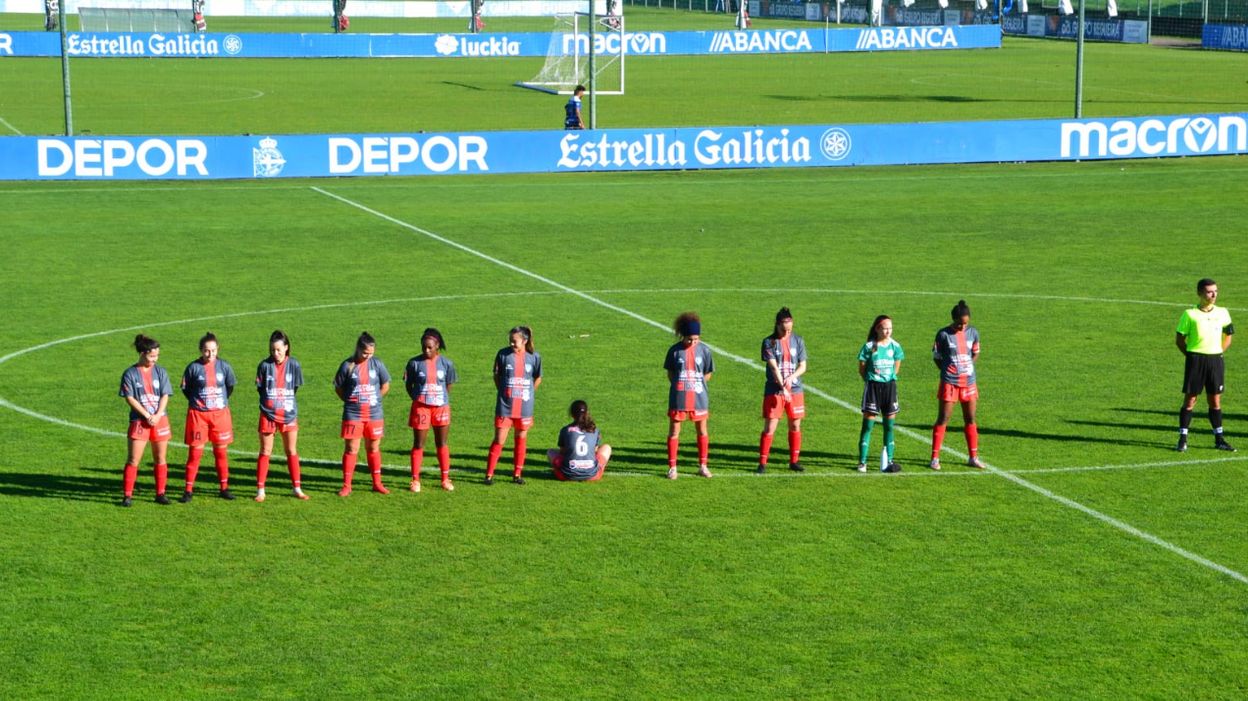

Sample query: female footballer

[664,311,714,479]
[857,315,904,473]
[404,327,458,492]
[334,331,391,496]
[930,300,983,470]
[758,307,808,474]
[179,332,238,502]
[254,330,307,502]
[485,326,542,486]
[547,400,612,482]
[118,334,173,506]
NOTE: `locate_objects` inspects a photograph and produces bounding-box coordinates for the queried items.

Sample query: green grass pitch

[1,10,1248,699]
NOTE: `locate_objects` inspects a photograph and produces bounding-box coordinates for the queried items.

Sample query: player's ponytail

[421,327,446,351]
[569,399,596,432]
[133,334,159,354]
[867,315,891,344]
[950,300,971,321]
[509,325,534,353]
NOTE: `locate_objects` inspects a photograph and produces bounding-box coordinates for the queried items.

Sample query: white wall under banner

[0,0,610,17]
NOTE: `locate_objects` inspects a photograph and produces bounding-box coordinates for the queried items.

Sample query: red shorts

[937,382,979,403]
[184,408,233,446]
[762,393,805,420]
[494,415,534,431]
[258,415,298,435]
[409,403,451,430]
[549,451,606,482]
[128,415,172,442]
[341,419,384,440]
[668,409,709,422]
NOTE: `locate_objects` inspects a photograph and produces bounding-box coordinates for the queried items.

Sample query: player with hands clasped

[179,332,238,502]
[118,334,173,506]
[758,307,807,474]
[930,301,983,470]
[547,400,612,481]
[857,315,904,473]
[404,328,458,492]
[664,312,715,479]
[254,330,307,502]
[485,326,542,486]
[334,332,391,496]
[1175,278,1236,452]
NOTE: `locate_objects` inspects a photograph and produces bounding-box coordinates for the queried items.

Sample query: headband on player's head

[682,319,701,336]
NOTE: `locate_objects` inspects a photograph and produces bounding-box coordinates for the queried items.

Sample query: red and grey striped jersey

[334,356,391,421]
[120,364,172,421]
[256,357,304,424]
[762,334,807,396]
[664,340,714,412]
[404,355,457,407]
[181,358,236,412]
[932,325,980,387]
[493,348,541,419]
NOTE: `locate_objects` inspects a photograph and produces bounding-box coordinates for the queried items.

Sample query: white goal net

[516,11,625,96]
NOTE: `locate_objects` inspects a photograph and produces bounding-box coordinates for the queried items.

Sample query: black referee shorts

[1182,352,1225,396]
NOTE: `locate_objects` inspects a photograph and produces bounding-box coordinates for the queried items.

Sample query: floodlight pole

[588,0,596,129]
[1074,0,1085,118]
[58,0,72,135]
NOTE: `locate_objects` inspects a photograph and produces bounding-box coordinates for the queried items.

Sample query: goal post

[516,11,626,96]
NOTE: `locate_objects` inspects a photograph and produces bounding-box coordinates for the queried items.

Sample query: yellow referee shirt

[1177,305,1233,355]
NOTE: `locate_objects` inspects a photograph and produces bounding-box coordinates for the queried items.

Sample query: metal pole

[589,0,596,129]
[59,0,72,135]
[1074,0,1085,118]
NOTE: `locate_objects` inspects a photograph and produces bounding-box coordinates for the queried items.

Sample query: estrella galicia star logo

[820,128,851,161]
[223,34,243,55]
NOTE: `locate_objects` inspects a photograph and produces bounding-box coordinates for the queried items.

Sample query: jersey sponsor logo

[328,136,489,174]
[854,27,958,50]
[38,138,209,178]
[561,31,667,56]
[819,128,852,161]
[708,30,812,53]
[1060,116,1247,158]
[435,34,521,57]
[253,137,286,178]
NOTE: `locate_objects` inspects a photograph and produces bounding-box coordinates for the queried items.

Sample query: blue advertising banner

[0,25,1000,58]
[1,114,1243,181]
[1203,23,1248,52]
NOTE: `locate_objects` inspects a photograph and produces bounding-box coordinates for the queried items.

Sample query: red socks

[486,442,503,479]
[256,454,270,490]
[184,446,203,492]
[966,423,979,457]
[123,463,138,497]
[931,424,947,459]
[758,432,774,465]
[667,437,679,468]
[697,434,709,465]
[287,453,301,488]
[367,451,386,491]
[212,445,230,489]
[513,436,527,478]
[437,445,450,481]
[410,448,424,480]
[342,452,358,489]
[788,430,802,464]
[154,463,168,495]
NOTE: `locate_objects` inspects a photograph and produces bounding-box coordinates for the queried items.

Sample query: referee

[1176,278,1235,452]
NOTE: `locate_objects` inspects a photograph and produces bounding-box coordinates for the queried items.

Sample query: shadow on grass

[0,468,122,503]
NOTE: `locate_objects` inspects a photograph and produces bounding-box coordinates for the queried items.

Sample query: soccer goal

[516,11,626,96]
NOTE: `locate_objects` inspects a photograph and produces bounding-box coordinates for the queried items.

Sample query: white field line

[0,117,24,136]
[311,186,1248,586]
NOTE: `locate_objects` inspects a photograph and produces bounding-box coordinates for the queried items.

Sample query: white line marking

[0,117,24,136]
[311,186,1248,586]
